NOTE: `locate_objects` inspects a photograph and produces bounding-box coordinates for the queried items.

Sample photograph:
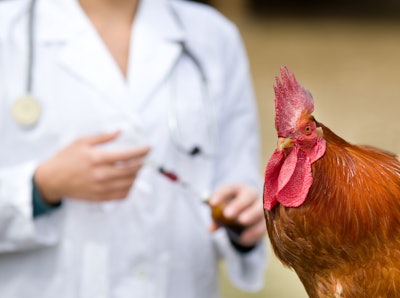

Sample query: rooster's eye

[304,126,312,134]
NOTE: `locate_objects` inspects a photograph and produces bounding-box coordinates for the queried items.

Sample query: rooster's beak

[277,137,294,151]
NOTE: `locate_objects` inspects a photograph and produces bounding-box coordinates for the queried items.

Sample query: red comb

[274,66,314,137]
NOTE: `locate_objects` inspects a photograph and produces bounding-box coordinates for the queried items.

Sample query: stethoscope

[11,0,41,127]
[12,0,217,160]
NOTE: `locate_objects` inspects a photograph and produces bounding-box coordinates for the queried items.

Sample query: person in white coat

[0,0,268,297]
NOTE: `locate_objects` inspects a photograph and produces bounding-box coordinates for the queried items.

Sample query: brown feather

[265,122,400,298]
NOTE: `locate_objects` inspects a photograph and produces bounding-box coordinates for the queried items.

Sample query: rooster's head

[263,67,326,210]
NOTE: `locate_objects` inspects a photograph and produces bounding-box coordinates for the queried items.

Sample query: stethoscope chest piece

[12,94,41,127]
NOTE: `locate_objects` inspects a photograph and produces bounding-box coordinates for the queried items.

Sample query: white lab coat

[0,0,267,297]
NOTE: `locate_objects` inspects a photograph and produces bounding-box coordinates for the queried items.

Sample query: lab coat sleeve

[215,230,268,291]
[212,24,268,291]
[0,4,61,253]
[0,162,61,252]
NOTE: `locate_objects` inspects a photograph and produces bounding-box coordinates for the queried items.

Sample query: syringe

[145,160,245,240]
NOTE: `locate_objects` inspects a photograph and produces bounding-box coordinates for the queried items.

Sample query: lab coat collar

[36,0,85,43]
[128,0,186,105]
[36,0,185,43]
[36,0,186,108]
[133,0,185,43]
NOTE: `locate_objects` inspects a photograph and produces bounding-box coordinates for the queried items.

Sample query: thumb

[83,130,121,146]
[208,220,220,233]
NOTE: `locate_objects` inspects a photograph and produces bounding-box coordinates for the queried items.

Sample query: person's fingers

[222,186,258,219]
[237,200,264,226]
[207,185,264,242]
[89,165,140,192]
[89,176,136,200]
[208,220,219,232]
[238,220,266,246]
[99,146,151,165]
[222,191,254,219]
[83,131,121,146]
[208,184,239,206]
[92,161,143,182]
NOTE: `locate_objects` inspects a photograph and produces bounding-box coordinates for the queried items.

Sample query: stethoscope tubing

[27,0,37,93]
[168,42,217,159]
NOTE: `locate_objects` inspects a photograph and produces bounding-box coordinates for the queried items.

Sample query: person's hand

[208,184,266,247]
[34,131,150,204]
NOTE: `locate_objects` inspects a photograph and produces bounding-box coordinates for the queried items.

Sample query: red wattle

[277,148,313,208]
[263,150,285,210]
[264,145,317,210]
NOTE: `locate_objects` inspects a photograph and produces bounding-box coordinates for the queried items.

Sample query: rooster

[263,67,400,298]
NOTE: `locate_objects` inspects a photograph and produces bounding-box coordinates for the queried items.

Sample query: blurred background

[189,0,400,297]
